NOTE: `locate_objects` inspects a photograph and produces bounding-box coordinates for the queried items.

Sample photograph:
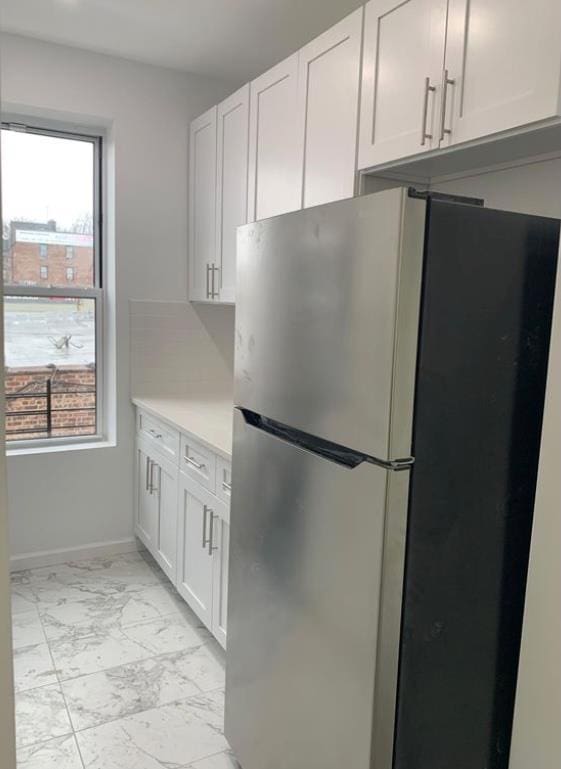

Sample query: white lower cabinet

[135,409,231,648]
[136,442,159,551]
[135,438,179,584]
[176,473,218,631]
[176,472,230,647]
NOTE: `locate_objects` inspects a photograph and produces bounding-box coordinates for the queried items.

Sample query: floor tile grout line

[179,747,235,769]
[57,680,87,769]
[41,606,206,645]
[52,637,221,689]
[68,687,225,739]
[16,727,76,755]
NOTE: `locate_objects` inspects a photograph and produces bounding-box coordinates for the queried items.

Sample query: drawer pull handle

[222,481,232,493]
[185,454,206,471]
[148,429,163,439]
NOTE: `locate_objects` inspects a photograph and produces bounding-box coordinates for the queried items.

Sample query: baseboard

[10,537,141,572]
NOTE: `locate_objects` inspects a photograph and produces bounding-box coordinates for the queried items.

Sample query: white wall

[130,300,234,399]
[0,33,232,561]
[0,40,17,762]
[432,159,561,769]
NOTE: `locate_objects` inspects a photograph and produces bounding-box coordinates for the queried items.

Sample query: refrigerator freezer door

[235,188,426,461]
[225,408,411,769]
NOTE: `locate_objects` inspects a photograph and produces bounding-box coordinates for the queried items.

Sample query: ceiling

[0,0,365,84]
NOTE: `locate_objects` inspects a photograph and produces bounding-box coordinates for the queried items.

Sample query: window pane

[4,296,97,441]
[1,130,95,289]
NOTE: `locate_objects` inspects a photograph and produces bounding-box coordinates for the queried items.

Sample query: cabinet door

[442,0,561,147]
[189,106,217,301]
[136,446,158,551]
[212,517,230,649]
[152,456,178,583]
[176,474,216,630]
[216,85,250,304]
[358,0,447,169]
[248,53,303,222]
[298,8,363,208]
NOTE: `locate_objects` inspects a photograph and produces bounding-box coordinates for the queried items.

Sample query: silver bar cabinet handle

[185,454,206,471]
[421,77,436,145]
[440,69,455,141]
[148,459,155,494]
[211,263,220,299]
[202,504,209,547]
[206,264,211,299]
[155,465,162,499]
[145,456,151,491]
[222,480,232,493]
[208,512,218,555]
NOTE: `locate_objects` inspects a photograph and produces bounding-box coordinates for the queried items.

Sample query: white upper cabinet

[189,106,217,301]
[298,8,364,208]
[359,0,561,169]
[248,53,303,222]
[441,0,561,147]
[359,0,448,169]
[215,85,250,303]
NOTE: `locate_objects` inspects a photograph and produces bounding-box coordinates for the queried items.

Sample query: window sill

[6,439,116,458]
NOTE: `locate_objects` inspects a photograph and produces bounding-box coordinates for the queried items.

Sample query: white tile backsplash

[130,300,234,398]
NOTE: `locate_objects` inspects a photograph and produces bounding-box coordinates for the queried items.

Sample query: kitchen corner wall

[1,32,234,562]
[130,300,234,398]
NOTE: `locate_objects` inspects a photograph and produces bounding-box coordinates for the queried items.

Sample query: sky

[1,129,94,231]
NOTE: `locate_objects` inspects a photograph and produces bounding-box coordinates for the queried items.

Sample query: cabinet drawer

[180,433,216,491]
[137,411,180,462]
[216,457,232,511]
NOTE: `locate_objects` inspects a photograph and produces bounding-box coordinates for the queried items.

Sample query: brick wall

[11,243,93,287]
[5,365,96,441]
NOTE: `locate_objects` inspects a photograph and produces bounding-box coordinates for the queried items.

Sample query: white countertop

[132,390,234,459]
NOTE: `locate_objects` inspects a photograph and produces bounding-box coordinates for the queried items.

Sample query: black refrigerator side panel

[393,201,560,769]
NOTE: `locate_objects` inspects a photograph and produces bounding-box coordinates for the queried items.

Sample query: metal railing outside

[5,376,96,438]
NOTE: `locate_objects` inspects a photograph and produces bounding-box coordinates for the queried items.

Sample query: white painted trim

[7,439,116,458]
[10,537,141,572]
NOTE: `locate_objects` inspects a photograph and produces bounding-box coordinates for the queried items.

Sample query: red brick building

[4,220,93,287]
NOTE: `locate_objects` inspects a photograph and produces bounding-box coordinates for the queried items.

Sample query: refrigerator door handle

[239,409,414,471]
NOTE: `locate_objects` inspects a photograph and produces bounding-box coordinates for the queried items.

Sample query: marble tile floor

[11,549,240,769]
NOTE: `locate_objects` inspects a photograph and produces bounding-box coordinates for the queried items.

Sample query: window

[2,123,103,446]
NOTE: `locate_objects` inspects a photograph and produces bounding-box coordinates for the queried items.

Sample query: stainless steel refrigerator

[224,188,560,769]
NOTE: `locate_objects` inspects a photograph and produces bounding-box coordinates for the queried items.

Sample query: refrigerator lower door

[234,188,426,462]
[225,409,410,769]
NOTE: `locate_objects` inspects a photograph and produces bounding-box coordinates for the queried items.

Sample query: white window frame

[2,122,105,450]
